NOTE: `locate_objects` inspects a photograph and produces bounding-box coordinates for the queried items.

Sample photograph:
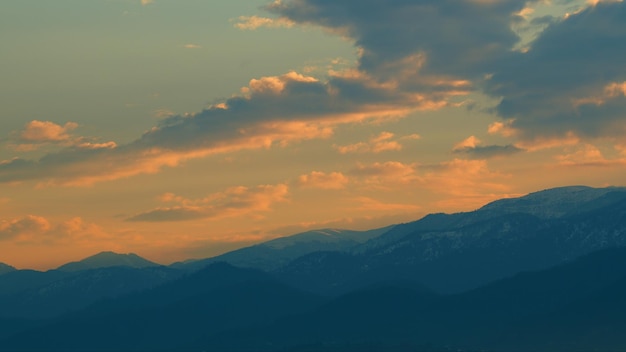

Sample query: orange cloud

[557,144,626,167]
[297,171,349,190]
[234,15,295,30]
[349,161,418,186]
[572,81,626,107]
[20,121,77,142]
[0,215,51,241]
[453,135,481,150]
[420,158,515,210]
[1,69,452,187]
[0,215,110,245]
[587,0,624,7]
[335,132,419,154]
[515,132,580,152]
[9,120,117,153]
[487,120,518,138]
[128,183,289,222]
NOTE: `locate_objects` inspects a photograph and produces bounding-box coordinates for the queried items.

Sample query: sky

[1,0,625,270]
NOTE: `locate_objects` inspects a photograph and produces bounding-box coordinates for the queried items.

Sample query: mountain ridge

[1,185,626,350]
[0,263,16,276]
[173,226,393,271]
[274,185,626,294]
[56,251,160,272]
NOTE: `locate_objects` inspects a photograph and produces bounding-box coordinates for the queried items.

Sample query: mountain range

[1,185,626,350]
[273,185,626,294]
[172,226,393,271]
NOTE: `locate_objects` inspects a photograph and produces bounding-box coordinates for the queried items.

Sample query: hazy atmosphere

[2,0,626,270]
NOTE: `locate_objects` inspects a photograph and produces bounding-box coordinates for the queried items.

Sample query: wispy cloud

[0,215,109,244]
[297,171,349,190]
[452,136,523,158]
[0,215,50,241]
[127,184,289,222]
[335,131,419,154]
[420,158,515,209]
[8,120,116,153]
[233,15,294,30]
[354,196,421,213]
[349,161,418,185]
[557,143,626,167]
[0,69,447,186]
[20,120,77,143]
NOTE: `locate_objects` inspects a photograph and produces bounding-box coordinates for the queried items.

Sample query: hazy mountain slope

[0,263,325,351]
[0,263,15,276]
[56,251,159,272]
[174,226,393,272]
[478,185,623,218]
[202,247,626,351]
[0,266,184,319]
[3,186,626,350]
[499,276,626,351]
[0,270,71,296]
[0,319,40,341]
[5,225,626,350]
[359,185,626,251]
[275,186,626,294]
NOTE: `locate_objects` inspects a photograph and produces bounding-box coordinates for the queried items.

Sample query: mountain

[0,253,181,320]
[274,186,626,294]
[478,185,623,218]
[56,251,159,272]
[7,247,626,351]
[3,186,626,350]
[173,226,393,271]
[0,263,16,276]
[0,270,71,297]
[201,247,626,351]
[0,266,184,319]
[0,263,325,351]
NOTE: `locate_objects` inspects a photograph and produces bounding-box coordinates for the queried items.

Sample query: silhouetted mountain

[0,263,15,276]
[275,186,626,294]
[0,269,71,296]
[0,263,324,351]
[0,319,39,341]
[0,266,184,319]
[499,275,626,351]
[173,226,393,272]
[56,251,159,272]
[2,186,626,351]
[200,247,626,351]
[0,253,175,320]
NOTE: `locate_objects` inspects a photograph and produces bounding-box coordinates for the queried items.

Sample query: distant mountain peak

[56,251,159,272]
[263,227,392,250]
[479,185,626,219]
[0,262,16,275]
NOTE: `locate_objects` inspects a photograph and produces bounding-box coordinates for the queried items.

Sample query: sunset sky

[1,0,625,270]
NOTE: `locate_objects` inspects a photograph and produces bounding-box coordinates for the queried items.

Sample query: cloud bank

[2,0,625,187]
